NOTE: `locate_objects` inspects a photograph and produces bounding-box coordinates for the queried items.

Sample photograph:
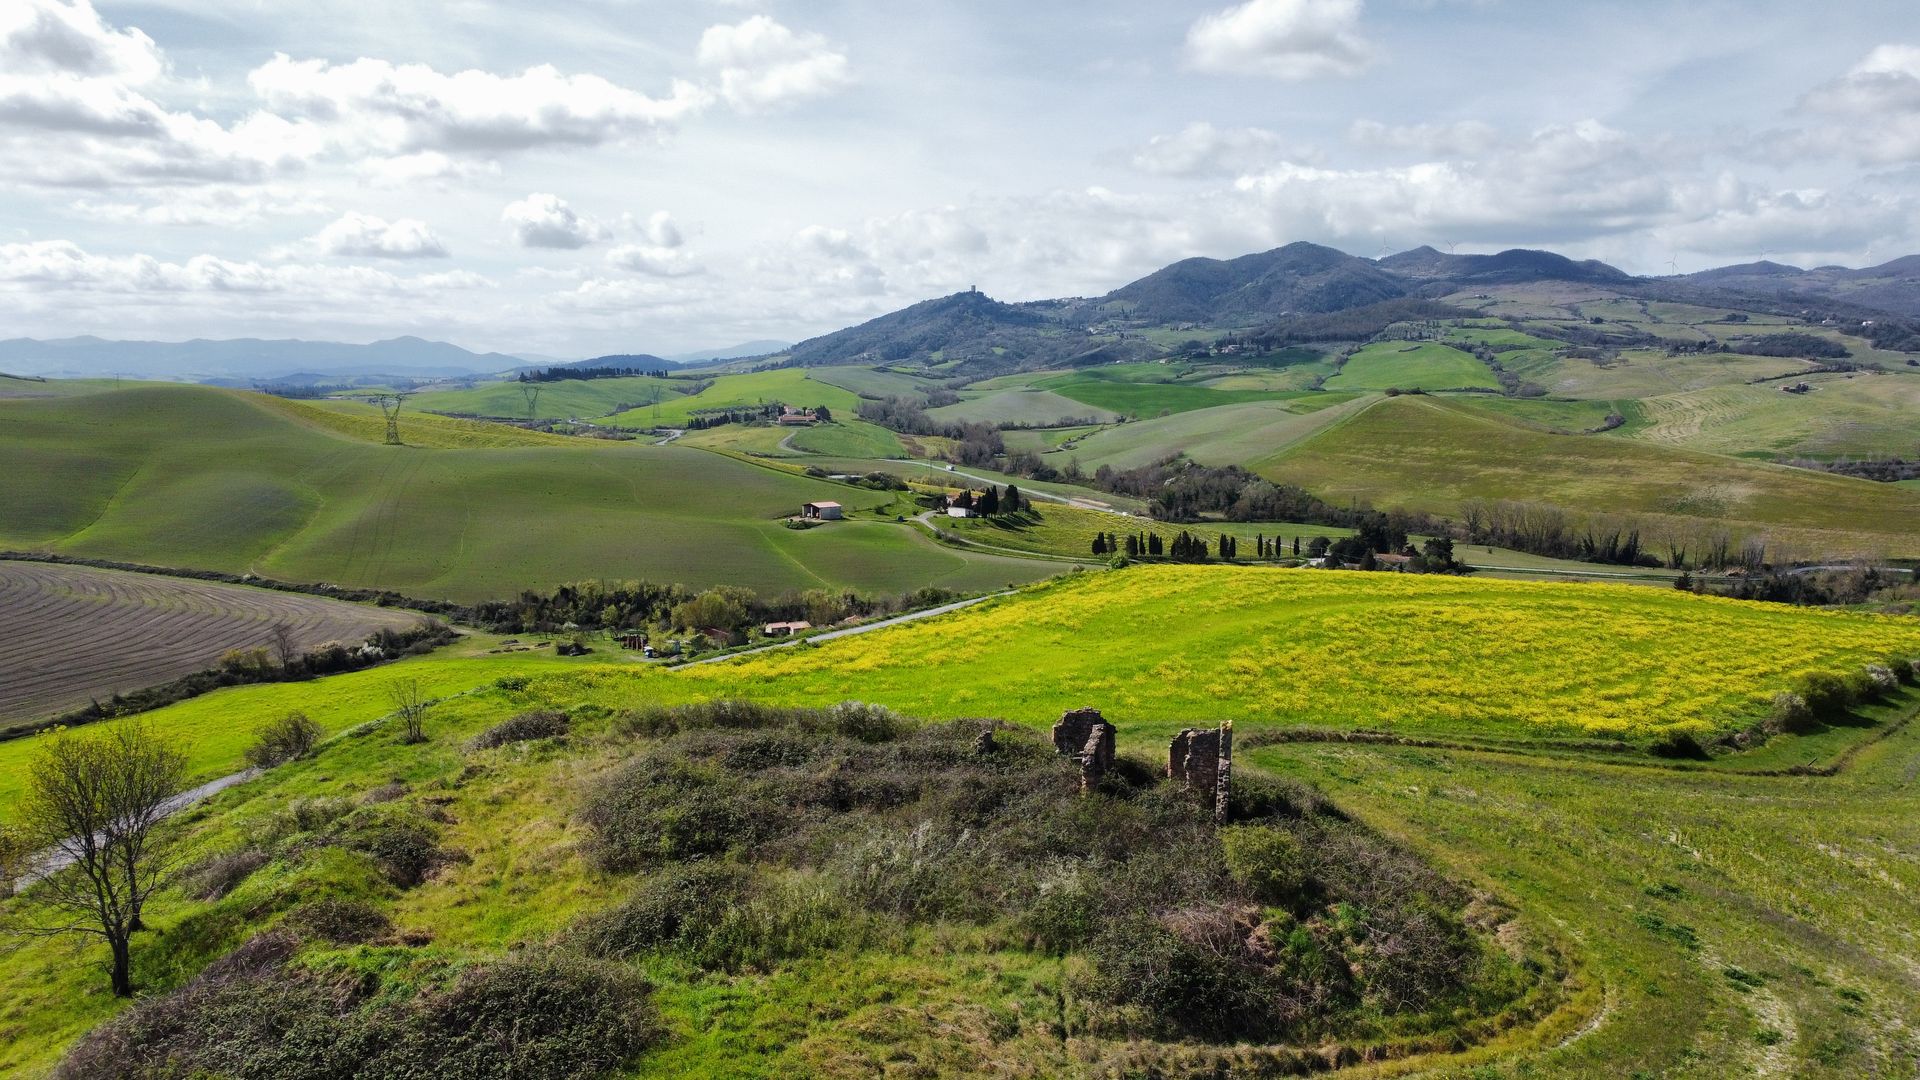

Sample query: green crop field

[603,369,861,427]
[1032,369,1292,417]
[1501,348,1817,399]
[406,375,688,422]
[4,568,1920,1076]
[785,418,908,457]
[1257,395,1920,559]
[1451,396,1628,433]
[1621,371,1920,459]
[1056,396,1373,472]
[0,385,1060,601]
[804,364,943,399]
[927,388,1121,426]
[1322,341,1500,391]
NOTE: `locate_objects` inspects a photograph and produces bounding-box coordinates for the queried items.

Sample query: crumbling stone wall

[1168,721,1233,821]
[1052,707,1115,793]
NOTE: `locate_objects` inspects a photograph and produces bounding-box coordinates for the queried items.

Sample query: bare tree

[270,621,299,672]
[11,721,187,996]
[390,678,428,744]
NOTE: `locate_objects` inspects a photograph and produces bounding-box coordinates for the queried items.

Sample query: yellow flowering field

[539,567,1920,741]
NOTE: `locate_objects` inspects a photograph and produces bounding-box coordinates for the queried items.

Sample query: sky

[1,0,1917,357]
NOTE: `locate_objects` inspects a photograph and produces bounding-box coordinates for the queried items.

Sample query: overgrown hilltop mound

[783,289,1053,369]
[47,699,1554,1077]
[1102,241,1408,324]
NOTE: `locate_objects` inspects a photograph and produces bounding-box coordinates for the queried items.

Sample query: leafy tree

[11,721,187,996]
[979,487,999,515]
[813,405,832,423]
[1003,485,1022,513]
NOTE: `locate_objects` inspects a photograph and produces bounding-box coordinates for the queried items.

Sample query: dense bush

[245,710,322,769]
[56,941,659,1080]
[1222,826,1310,908]
[469,709,571,750]
[569,862,748,958]
[179,847,270,901]
[288,897,393,944]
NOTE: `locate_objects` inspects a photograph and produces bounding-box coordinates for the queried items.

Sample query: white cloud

[1184,0,1373,80]
[696,16,850,111]
[637,210,684,249]
[1348,118,1503,157]
[0,238,484,294]
[502,193,608,249]
[0,0,163,81]
[358,151,498,186]
[310,212,449,258]
[1797,44,1920,163]
[1133,121,1306,176]
[605,243,701,276]
[69,185,327,227]
[246,53,710,154]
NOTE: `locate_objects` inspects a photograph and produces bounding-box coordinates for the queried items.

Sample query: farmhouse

[946,505,975,518]
[1374,553,1414,571]
[801,501,843,520]
[763,620,812,637]
[778,407,818,425]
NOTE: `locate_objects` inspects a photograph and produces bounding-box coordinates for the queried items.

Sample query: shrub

[245,710,323,769]
[57,943,659,1080]
[1221,826,1310,910]
[469,709,571,750]
[1890,657,1916,685]
[1864,664,1898,696]
[288,897,393,944]
[179,847,270,901]
[1795,671,1861,722]
[569,862,748,959]
[341,814,451,889]
[1075,911,1272,1038]
[1767,691,1815,734]
[1650,729,1709,760]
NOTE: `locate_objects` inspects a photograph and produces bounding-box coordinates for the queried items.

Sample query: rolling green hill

[1323,341,1500,391]
[603,368,861,427]
[0,386,1056,601]
[1258,395,1920,558]
[406,375,688,421]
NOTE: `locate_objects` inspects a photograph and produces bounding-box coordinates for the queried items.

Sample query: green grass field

[927,388,1121,426]
[406,375,688,422]
[0,386,1059,601]
[784,419,908,458]
[5,568,1920,1075]
[1323,342,1500,392]
[603,369,861,427]
[1258,396,1920,559]
[1033,369,1293,418]
[1620,371,1920,459]
[803,364,943,399]
[1056,396,1373,472]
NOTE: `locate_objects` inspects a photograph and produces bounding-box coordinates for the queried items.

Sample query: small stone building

[1168,721,1233,822]
[801,501,843,520]
[1051,707,1116,792]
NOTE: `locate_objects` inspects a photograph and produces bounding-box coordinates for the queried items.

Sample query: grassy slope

[6,570,1920,1075]
[604,369,861,427]
[927,388,1121,426]
[1034,370,1292,417]
[1258,396,1920,558]
[804,364,941,399]
[0,386,1056,601]
[1502,349,1810,399]
[405,375,687,422]
[1323,341,1500,391]
[1057,396,1373,472]
[785,419,908,458]
[1621,371,1920,459]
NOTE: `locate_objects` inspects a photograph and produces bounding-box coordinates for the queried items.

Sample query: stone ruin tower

[1168,721,1233,822]
[1051,707,1115,793]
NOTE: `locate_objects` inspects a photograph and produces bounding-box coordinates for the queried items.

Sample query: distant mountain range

[6,245,1913,383]
[772,242,1920,374]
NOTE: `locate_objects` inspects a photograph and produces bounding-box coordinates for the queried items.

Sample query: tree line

[518,364,673,382]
